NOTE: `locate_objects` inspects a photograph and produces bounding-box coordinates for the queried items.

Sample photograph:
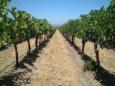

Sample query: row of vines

[0,0,55,66]
[60,0,115,74]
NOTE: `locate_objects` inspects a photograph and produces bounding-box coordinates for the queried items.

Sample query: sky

[9,0,111,25]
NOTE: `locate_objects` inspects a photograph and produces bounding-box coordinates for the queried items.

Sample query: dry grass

[0,38,35,75]
[26,30,101,86]
[75,38,115,72]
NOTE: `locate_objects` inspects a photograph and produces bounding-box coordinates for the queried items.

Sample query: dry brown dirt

[0,38,35,75]
[74,38,115,73]
[2,30,114,86]
[24,30,101,86]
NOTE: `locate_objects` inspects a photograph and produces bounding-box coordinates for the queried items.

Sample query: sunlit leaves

[60,0,115,48]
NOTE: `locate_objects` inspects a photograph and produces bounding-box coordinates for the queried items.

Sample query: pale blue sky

[9,0,111,25]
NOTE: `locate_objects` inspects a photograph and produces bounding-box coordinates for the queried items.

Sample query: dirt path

[25,30,101,86]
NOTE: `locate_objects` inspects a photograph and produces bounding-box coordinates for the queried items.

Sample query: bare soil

[0,38,35,75]
[1,30,114,86]
[74,38,115,73]
[23,30,101,86]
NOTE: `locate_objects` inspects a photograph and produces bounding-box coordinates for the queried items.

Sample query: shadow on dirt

[0,71,31,86]
[0,46,9,52]
[0,30,55,86]
[64,36,115,86]
[19,40,48,67]
[0,39,50,86]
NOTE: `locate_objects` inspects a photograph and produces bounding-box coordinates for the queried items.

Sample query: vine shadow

[64,35,115,86]
[0,39,51,86]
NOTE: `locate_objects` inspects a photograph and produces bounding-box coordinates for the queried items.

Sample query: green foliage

[0,0,11,47]
[83,60,95,71]
[60,0,115,49]
[0,1,54,48]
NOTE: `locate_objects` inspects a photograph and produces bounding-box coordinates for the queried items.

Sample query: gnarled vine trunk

[82,42,85,59]
[27,37,31,55]
[94,42,100,77]
[72,35,75,44]
[14,43,19,67]
[35,36,38,50]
